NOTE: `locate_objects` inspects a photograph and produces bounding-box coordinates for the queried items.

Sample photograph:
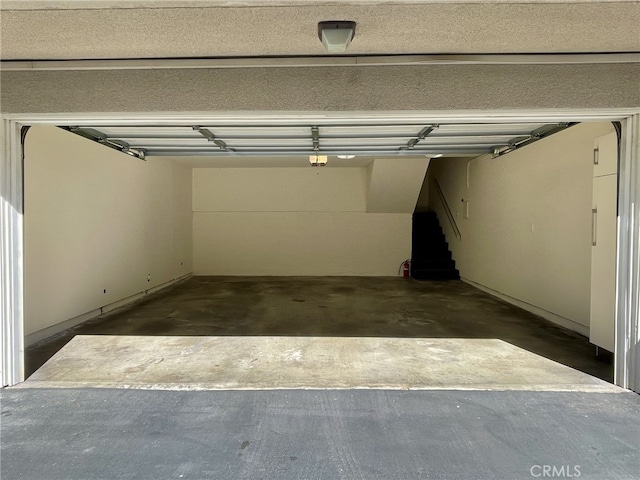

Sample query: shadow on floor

[26,277,613,382]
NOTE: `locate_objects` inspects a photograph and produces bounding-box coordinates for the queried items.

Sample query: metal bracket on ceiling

[508,135,531,148]
[491,122,576,158]
[193,126,235,152]
[67,126,146,160]
[401,124,438,150]
[309,126,329,165]
[311,126,320,153]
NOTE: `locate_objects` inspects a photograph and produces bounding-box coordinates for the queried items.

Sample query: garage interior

[2,1,639,478]
[21,118,617,388]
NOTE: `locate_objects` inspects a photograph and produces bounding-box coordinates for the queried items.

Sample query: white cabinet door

[593,131,618,178]
[590,173,617,352]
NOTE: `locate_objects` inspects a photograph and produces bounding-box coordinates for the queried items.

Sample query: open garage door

[2,111,640,394]
[62,119,574,159]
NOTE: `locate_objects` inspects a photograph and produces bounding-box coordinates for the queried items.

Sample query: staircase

[411,211,459,280]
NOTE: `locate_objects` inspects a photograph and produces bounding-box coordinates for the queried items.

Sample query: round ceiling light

[337,155,356,159]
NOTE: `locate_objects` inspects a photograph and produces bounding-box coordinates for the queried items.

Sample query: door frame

[2,109,639,391]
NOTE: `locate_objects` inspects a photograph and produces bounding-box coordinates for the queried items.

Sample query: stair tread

[412,267,459,273]
[412,260,456,268]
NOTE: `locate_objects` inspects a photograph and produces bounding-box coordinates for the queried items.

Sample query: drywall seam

[192,167,410,276]
[192,211,412,276]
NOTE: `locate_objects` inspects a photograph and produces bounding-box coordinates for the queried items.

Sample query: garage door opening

[10,113,631,391]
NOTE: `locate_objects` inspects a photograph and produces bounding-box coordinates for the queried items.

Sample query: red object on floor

[402,260,411,278]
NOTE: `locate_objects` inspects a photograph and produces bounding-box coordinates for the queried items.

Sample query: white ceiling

[171,155,376,168]
[2,1,639,60]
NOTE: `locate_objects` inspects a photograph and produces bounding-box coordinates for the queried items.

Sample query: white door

[590,173,617,352]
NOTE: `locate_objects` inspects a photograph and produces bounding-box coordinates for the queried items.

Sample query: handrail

[432,177,461,240]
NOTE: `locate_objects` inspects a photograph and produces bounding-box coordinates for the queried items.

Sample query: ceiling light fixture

[337,155,355,159]
[309,154,328,166]
[318,21,356,53]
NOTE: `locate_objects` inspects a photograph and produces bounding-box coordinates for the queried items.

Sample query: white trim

[25,308,103,347]
[25,274,192,347]
[3,109,638,125]
[461,278,590,337]
[3,0,636,10]
[102,273,192,314]
[3,53,639,72]
[0,119,24,387]
[615,114,640,392]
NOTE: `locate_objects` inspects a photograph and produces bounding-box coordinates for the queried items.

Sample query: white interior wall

[427,122,616,334]
[24,126,192,338]
[415,172,431,212]
[366,158,429,213]
[193,167,413,276]
[193,167,367,213]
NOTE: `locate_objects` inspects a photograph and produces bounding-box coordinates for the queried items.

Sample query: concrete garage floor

[7,277,639,480]
[22,335,618,391]
[26,276,613,382]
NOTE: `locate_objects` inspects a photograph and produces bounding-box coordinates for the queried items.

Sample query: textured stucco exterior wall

[2,3,640,59]
[2,63,639,114]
